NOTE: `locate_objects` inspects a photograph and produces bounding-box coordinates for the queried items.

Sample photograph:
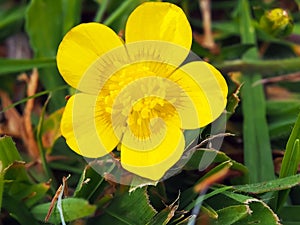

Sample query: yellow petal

[61,93,119,158]
[120,122,184,181]
[125,2,192,49]
[75,41,190,95]
[168,61,228,128]
[57,23,123,90]
[203,62,228,99]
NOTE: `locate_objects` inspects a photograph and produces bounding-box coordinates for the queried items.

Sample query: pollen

[127,96,176,140]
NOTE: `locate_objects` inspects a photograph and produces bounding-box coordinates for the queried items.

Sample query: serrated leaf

[95,188,156,225]
[233,201,281,225]
[146,204,178,225]
[210,205,250,225]
[216,192,281,224]
[234,174,300,194]
[31,198,96,224]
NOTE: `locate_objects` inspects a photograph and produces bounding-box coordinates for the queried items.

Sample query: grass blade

[238,0,275,182]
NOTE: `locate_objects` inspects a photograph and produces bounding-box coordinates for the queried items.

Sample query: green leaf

[279,206,300,223]
[25,0,68,110]
[274,113,300,211]
[94,188,156,225]
[0,136,22,168]
[0,162,3,211]
[41,107,64,151]
[184,129,201,148]
[0,136,50,209]
[31,198,97,224]
[146,204,177,225]
[2,194,40,225]
[216,58,300,77]
[0,5,26,40]
[61,0,82,34]
[280,113,300,178]
[234,174,300,194]
[4,162,34,200]
[219,44,255,60]
[181,161,233,211]
[74,164,106,200]
[238,0,275,183]
[184,148,248,176]
[226,84,241,119]
[103,0,141,27]
[0,58,56,75]
[209,205,250,225]
[216,192,281,224]
[184,186,232,212]
[26,0,63,57]
[23,183,50,207]
[233,201,281,225]
[267,100,300,140]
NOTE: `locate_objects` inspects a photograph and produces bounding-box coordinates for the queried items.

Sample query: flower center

[96,61,180,142]
[127,96,176,140]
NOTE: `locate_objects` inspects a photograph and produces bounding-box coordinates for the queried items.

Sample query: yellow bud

[259,8,293,38]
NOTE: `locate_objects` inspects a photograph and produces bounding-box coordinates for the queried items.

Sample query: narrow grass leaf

[185,148,248,177]
[275,113,300,211]
[0,5,26,40]
[62,0,82,34]
[234,174,300,194]
[0,58,56,75]
[238,0,275,183]
[280,113,300,178]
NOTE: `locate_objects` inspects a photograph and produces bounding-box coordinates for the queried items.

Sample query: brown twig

[199,0,217,51]
[0,69,40,159]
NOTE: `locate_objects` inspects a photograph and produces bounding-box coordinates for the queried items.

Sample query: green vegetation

[0,0,300,224]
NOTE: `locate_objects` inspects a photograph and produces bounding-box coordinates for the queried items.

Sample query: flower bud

[259,8,293,38]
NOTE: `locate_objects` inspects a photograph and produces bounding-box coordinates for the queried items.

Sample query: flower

[57,2,228,181]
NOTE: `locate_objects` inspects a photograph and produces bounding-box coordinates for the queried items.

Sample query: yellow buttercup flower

[57,2,228,181]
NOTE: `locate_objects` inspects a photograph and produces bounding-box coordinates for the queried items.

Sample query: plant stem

[36,95,57,192]
[94,0,109,22]
[215,57,300,77]
[103,0,134,26]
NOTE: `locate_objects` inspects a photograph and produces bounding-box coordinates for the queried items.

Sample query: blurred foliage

[0,0,300,224]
